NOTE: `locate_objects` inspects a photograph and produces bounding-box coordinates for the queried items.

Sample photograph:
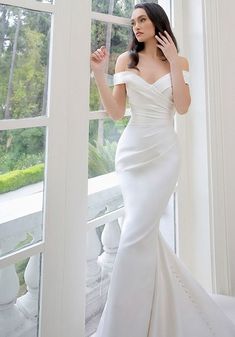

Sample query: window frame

[0,1,90,336]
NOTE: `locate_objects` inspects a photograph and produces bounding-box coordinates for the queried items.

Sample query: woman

[90,3,235,337]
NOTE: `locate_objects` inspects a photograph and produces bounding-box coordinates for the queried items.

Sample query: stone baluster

[98,208,122,277]
[85,226,103,336]
[85,209,124,337]
[17,226,41,321]
[86,227,102,289]
[0,235,26,336]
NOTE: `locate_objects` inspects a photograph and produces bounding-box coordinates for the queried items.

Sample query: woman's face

[130,8,155,42]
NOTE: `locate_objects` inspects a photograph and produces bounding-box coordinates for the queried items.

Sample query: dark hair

[128,2,179,70]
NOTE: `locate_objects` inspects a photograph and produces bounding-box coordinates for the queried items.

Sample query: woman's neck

[141,37,162,61]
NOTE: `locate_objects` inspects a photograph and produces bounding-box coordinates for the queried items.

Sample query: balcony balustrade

[0,173,234,337]
[0,172,124,337]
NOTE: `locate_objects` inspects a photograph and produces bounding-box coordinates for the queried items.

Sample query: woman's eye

[141,18,146,22]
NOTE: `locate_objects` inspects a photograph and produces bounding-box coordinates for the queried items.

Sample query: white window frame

[172,0,232,295]
[172,0,213,289]
[0,1,90,336]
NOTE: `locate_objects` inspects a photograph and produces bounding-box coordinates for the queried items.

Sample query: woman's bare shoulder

[115,51,130,72]
[178,55,190,71]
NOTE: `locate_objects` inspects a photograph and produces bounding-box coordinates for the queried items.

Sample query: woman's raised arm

[90,46,127,120]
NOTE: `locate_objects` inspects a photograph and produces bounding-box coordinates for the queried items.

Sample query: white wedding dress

[95,70,235,337]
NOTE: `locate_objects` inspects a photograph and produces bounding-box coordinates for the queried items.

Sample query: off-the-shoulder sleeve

[113,71,126,85]
[183,70,190,85]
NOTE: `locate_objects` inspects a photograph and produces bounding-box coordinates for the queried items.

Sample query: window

[0,1,90,336]
[0,1,175,336]
[0,3,51,335]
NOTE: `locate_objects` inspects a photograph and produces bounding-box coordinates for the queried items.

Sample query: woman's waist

[128,112,174,127]
[119,123,179,150]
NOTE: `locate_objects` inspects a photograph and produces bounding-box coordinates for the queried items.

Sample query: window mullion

[0,0,54,13]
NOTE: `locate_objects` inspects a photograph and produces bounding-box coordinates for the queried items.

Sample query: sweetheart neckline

[114,70,189,86]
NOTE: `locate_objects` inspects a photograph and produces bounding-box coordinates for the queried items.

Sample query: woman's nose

[135,23,140,30]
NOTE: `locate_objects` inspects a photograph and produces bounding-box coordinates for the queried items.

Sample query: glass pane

[92,0,132,18]
[88,117,129,178]
[88,117,128,235]
[91,20,131,78]
[0,5,51,119]
[90,20,131,113]
[0,253,41,336]
[0,127,45,257]
[89,18,131,224]
[92,0,160,18]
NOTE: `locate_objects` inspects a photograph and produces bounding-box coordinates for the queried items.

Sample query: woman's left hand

[155,30,178,64]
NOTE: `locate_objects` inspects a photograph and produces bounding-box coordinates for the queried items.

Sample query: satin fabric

[95,70,235,337]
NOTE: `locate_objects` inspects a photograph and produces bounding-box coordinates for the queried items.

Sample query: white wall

[215,1,235,295]
[176,0,235,295]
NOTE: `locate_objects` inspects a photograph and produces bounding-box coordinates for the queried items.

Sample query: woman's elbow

[176,97,191,115]
[107,108,125,121]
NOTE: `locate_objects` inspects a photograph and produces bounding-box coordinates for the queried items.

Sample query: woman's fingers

[91,52,100,60]
[163,30,173,43]
[91,54,99,62]
[91,52,103,62]
[96,49,104,57]
[159,32,169,44]
[94,51,103,60]
[155,32,171,46]
[155,35,164,46]
[91,47,106,61]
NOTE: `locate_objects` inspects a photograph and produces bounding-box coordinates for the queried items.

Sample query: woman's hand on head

[155,31,178,64]
[90,46,109,74]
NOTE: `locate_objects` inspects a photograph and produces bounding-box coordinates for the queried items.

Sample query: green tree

[0,5,49,178]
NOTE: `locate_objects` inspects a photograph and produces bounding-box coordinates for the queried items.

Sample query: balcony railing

[1,173,234,337]
[0,172,124,337]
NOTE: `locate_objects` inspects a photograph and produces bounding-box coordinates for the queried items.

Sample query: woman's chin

[136,36,145,42]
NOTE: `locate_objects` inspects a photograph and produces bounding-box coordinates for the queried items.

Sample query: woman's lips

[136,32,143,37]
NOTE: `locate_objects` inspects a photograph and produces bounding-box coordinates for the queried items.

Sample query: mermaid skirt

[95,119,235,337]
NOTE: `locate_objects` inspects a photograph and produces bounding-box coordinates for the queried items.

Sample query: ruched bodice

[113,70,190,124]
[95,69,235,337]
[112,70,190,173]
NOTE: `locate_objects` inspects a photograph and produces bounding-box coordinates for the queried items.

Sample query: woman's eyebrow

[130,15,147,23]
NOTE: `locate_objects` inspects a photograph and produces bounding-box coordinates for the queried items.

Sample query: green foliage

[15,232,33,250]
[0,152,44,173]
[11,27,45,118]
[0,163,44,194]
[91,20,132,75]
[10,128,44,155]
[0,2,132,182]
[88,116,129,177]
[89,119,98,146]
[89,140,117,178]
[0,6,50,119]
[0,128,45,175]
[90,79,100,111]
[16,257,29,295]
[92,0,134,18]
[104,116,129,141]
[15,233,33,295]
